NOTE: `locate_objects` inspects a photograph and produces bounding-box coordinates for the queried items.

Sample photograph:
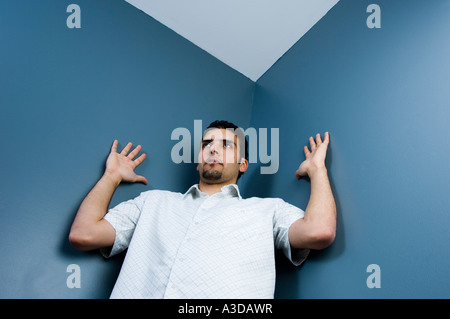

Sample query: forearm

[76,172,120,222]
[69,172,120,249]
[305,168,336,234]
[290,167,336,249]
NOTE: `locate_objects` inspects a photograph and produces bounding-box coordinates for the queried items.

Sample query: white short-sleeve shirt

[102,184,309,298]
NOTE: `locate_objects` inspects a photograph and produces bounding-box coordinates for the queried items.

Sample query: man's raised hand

[104,140,148,185]
[295,132,330,179]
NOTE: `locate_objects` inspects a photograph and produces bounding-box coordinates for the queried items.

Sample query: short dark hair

[205,120,249,180]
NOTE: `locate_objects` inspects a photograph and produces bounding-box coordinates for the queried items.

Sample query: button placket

[172,203,204,270]
[165,202,205,297]
[166,194,224,298]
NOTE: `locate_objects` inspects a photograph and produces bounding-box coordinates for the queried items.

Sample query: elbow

[69,230,94,251]
[309,228,336,250]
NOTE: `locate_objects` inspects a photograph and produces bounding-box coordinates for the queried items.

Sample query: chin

[201,169,223,181]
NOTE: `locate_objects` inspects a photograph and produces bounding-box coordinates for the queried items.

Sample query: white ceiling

[125,0,339,82]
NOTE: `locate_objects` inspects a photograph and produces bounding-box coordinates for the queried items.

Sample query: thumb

[135,175,149,185]
[295,163,307,179]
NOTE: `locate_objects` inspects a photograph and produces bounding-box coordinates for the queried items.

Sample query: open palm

[295,132,329,179]
[105,140,148,184]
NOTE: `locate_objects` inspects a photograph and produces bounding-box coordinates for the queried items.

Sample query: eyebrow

[201,138,236,146]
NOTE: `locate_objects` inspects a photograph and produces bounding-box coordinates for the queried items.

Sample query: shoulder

[242,196,303,213]
[241,196,287,208]
[137,189,184,201]
[242,196,286,204]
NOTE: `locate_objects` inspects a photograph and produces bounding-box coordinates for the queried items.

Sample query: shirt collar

[183,184,242,199]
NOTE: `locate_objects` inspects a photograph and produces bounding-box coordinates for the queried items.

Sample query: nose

[209,142,218,155]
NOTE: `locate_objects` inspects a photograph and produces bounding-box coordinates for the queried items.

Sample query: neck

[198,180,236,196]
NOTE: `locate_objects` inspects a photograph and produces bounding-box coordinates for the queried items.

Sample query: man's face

[197,128,247,184]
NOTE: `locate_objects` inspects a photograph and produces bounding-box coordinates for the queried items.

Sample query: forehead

[202,128,237,140]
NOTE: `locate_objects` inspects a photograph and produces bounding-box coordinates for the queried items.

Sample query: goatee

[202,170,222,180]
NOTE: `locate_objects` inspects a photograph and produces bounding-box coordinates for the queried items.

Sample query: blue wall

[1,0,449,299]
[0,0,253,298]
[245,0,450,298]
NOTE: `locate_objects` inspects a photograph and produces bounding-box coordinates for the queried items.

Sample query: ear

[239,159,248,173]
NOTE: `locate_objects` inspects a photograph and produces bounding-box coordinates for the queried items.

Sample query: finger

[133,153,147,166]
[304,145,310,156]
[323,131,330,144]
[295,167,306,179]
[309,136,317,151]
[111,140,118,153]
[316,133,323,145]
[120,142,133,156]
[135,175,148,185]
[127,145,142,159]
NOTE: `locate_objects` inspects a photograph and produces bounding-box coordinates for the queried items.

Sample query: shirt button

[179,258,184,262]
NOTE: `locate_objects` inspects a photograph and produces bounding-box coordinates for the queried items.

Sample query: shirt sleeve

[273,199,310,266]
[100,192,145,258]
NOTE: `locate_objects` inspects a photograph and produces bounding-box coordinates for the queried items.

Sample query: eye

[224,142,233,148]
[202,142,212,149]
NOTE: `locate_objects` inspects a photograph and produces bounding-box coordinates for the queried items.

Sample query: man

[69,120,336,298]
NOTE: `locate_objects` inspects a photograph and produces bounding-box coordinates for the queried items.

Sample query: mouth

[205,158,223,165]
